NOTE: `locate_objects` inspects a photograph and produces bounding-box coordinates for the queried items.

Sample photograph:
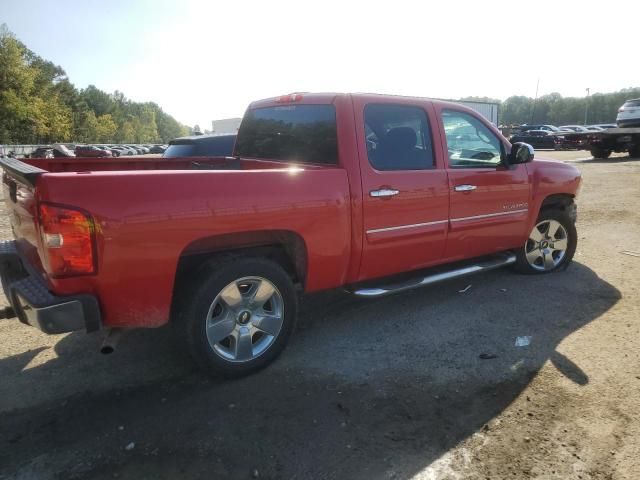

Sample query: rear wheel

[175,256,297,378]
[590,147,612,159]
[514,209,576,274]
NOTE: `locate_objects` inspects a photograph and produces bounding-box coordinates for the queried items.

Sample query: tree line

[462,87,640,127]
[0,24,190,145]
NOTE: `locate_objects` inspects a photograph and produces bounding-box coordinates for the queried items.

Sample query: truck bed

[0,155,352,328]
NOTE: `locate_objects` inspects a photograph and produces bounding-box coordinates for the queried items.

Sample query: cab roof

[249,92,473,111]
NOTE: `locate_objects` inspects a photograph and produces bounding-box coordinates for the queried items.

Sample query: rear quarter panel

[35,168,351,328]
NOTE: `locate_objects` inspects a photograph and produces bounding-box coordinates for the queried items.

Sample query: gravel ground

[0,150,638,479]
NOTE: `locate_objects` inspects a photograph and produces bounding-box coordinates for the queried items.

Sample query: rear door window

[234,105,338,164]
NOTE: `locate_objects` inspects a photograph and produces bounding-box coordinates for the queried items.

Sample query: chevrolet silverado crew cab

[0,93,581,377]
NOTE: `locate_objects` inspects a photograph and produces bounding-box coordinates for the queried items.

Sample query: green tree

[95,114,117,143]
[1,24,190,145]
[116,120,136,143]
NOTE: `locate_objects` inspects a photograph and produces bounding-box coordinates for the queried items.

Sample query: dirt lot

[0,150,638,480]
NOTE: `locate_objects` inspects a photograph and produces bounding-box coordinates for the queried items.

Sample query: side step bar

[351,253,516,298]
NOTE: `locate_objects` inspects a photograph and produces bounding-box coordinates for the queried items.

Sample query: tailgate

[0,157,47,259]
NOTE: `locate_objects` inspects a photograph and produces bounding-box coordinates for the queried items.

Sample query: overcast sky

[3,0,639,127]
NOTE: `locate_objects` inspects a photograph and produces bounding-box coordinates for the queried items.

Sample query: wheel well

[540,194,574,213]
[171,231,307,316]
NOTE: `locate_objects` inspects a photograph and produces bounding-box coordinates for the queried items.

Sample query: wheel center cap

[237,310,252,325]
[540,240,549,249]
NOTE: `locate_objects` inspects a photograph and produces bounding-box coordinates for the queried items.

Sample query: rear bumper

[0,240,101,334]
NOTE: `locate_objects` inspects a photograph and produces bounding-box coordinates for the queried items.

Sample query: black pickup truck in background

[163,134,236,158]
[560,128,640,159]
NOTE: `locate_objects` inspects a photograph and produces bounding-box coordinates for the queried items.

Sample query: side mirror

[508,142,534,165]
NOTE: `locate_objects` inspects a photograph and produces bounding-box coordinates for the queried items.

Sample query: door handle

[370,188,400,198]
[454,184,477,192]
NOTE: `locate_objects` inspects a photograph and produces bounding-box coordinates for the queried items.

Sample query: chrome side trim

[351,253,516,297]
[367,209,528,234]
[450,209,528,223]
[367,219,448,235]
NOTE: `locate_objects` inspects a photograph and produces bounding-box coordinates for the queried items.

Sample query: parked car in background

[517,124,560,133]
[149,145,167,154]
[117,146,138,155]
[585,126,604,131]
[29,148,54,158]
[509,130,564,149]
[75,145,112,157]
[29,144,75,158]
[559,125,589,132]
[124,145,145,154]
[108,146,131,156]
[93,145,119,157]
[591,124,617,130]
[616,99,640,127]
[163,134,236,158]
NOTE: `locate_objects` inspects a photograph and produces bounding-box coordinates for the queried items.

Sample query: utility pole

[584,88,590,125]
[530,78,540,124]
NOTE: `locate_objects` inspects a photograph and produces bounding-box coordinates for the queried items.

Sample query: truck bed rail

[0,157,47,186]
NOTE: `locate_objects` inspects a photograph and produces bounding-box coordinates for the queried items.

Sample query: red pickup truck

[0,93,581,377]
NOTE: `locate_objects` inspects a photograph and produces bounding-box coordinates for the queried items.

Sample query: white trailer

[455,100,500,126]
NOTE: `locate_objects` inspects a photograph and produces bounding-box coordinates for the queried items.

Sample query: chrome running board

[351,253,516,298]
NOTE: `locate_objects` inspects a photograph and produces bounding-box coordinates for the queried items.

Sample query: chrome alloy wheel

[525,219,569,271]
[205,276,284,362]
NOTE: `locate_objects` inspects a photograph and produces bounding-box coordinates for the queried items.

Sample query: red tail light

[38,203,97,277]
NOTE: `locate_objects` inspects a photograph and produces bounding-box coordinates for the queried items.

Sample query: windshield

[234,105,338,164]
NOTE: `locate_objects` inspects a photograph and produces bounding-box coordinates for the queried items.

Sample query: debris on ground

[515,336,532,347]
[479,353,498,360]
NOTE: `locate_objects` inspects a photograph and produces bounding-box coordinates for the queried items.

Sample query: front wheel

[175,256,298,378]
[514,209,577,274]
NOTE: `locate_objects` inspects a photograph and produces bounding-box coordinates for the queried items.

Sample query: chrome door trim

[454,184,477,192]
[366,219,448,234]
[450,209,529,223]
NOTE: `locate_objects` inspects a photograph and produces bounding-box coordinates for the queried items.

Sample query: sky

[2,0,639,128]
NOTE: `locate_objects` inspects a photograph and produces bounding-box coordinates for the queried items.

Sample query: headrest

[383,127,417,151]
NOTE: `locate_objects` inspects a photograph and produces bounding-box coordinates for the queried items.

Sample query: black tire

[513,208,577,275]
[590,147,612,159]
[174,255,298,378]
[628,145,640,158]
